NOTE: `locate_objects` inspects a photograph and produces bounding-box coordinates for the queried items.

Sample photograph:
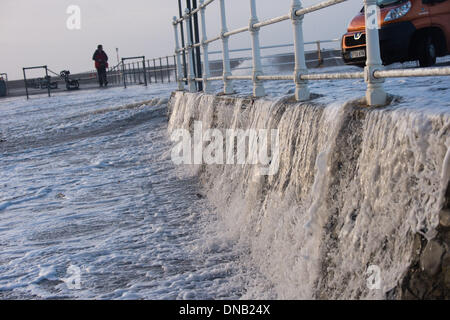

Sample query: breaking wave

[168,91,449,299]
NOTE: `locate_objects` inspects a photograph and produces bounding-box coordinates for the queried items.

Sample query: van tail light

[384,1,412,22]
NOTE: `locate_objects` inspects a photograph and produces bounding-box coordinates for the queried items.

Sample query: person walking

[92,45,109,87]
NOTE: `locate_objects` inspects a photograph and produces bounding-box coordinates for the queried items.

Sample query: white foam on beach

[0,62,449,299]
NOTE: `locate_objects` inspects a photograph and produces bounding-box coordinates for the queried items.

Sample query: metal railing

[115,55,177,87]
[122,56,148,88]
[0,73,8,96]
[207,40,341,76]
[172,0,450,106]
[23,65,52,99]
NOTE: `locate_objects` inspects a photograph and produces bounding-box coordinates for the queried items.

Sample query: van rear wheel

[418,35,437,67]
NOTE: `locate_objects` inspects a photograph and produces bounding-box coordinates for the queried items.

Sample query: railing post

[249,0,265,98]
[122,59,126,88]
[364,0,387,106]
[160,57,164,83]
[291,0,310,102]
[45,66,51,97]
[166,56,171,82]
[148,59,152,84]
[199,0,212,93]
[136,61,141,84]
[185,8,198,92]
[316,41,323,66]
[153,59,158,83]
[143,57,148,86]
[23,68,29,100]
[173,55,177,85]
[219,0,233,94]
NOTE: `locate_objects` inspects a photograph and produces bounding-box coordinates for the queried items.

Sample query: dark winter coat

[92,50,109,69]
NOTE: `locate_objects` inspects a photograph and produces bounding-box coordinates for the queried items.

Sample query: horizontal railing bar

[233,72,364,81]
[231,67,253,71]
[374,67,450,78]
[257,75,294,81]
[232,68,450,81]
[253,14,290,29]
[175,0,216,24]
[224,26,249,37]
[227,75,253,80]
[321,56,342,61]
[261,41,338,50]
[208,39,340,55]
[211,1,348,33]
[295,0,348,16]
[148,69,175,72]
[301,71,364,80]
[210,60,327,73]
[23,66,47,70]
[195,67,450,84]
[209,48,251,55]
[209,56,341,72]
[191,0,215,15]
[205,35,222,44]
[122,56,145,61]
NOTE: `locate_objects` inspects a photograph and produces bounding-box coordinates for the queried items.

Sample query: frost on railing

[172,0,450,106]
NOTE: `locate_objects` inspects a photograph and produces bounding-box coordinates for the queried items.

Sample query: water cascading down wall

[168,91,450,300]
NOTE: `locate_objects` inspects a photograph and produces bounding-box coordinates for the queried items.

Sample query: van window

[377,0,404,7]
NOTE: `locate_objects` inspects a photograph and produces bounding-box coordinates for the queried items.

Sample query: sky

[0,0,363,80]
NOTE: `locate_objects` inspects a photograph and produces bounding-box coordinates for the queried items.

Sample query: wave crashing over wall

[168,91,450,300]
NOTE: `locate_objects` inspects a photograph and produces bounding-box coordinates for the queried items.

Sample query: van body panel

[342,0,449,65]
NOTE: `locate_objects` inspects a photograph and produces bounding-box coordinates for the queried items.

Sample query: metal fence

[0,73,8,96]
[207,40,342,76]
[111,56,178,87]
[173,0,450,106]
[23,65,52,99]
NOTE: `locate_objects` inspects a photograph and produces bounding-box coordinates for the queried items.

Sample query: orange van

[342,0,450,67]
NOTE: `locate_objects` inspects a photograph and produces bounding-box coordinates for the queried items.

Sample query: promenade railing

[172,0,450,106]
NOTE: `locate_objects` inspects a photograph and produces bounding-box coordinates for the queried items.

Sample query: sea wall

[167,91,450,299]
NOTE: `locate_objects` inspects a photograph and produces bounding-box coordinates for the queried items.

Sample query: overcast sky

[0,0,362,80]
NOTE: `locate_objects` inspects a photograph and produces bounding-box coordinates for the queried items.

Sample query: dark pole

[137,61,141,83]
[192,0,203,91]
[143,57,148,86]
[4,73,8,95]
[185,0,197,90]
[122,59,127,88]
[153,59,158,83]
[173,55,177,83]
[135,62,139,83]
[23,68,29,100]
[159,57,164,83]
[178,0,188,84]
[45,66,51,97]
[166,56,171,82]
[147,60,152,84]
[125,62,128,86]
